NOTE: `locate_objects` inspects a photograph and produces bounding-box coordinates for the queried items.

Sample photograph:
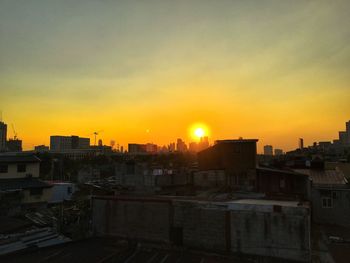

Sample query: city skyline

[1,1,350,151]
[1,117,349,154]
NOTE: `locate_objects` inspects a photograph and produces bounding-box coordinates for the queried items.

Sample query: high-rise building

[339,131,348,145]
[128,143,147,154]
[299,138,304,150]
[198,136,209,151]
[50,135,90,151]
[189,142,198,152]
[6,139,22,152]
[346,120,350,144]
[274,149,283,156]
[168,142,176,152]
[263,145,273,156]
[146,143,158,153]
[0,121,7,152]
[176,138,187,152]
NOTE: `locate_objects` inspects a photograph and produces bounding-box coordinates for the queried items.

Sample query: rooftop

[257,166,308,176]
[0,178,51,191]
[215,139,259,144]
[0,155,40,164]
[293,168,348,186]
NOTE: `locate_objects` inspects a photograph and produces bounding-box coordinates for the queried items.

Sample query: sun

[189,123,210,141]
[194,127,205,138]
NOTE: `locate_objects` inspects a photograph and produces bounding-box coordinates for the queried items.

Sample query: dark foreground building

[196,139,258,190]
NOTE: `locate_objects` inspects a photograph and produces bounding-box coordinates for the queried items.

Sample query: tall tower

[0,121,7,151]
[299,138,304,150]
[263,145,273,156]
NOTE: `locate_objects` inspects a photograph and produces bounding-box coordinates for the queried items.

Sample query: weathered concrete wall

[312,187,350,227]
[174,201,228,251]
[92,197,310,262]
[193,170,226,188]
[92,197,172,243]
[230,210,310,262]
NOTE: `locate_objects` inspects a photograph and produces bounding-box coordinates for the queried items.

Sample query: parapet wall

[92,197,172,243]
[92,197,310,262]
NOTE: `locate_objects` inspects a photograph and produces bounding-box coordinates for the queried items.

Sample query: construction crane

[90,130,103,146]
[11,124,18,140]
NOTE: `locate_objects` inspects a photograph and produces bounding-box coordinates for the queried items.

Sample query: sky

[0,0,349,152]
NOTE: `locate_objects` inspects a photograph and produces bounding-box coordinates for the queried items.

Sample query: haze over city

[1,0,350,151]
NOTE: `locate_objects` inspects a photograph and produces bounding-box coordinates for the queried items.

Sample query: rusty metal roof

[293,169,348,186]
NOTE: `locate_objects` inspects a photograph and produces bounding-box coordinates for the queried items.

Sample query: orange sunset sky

[1,1,349,153]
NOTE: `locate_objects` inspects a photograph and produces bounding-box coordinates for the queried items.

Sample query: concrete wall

[173,201,228,251]
[49,183,76,203]
[312,187,350,227]
[114,164,188,190]
[230,210,310,261]
[92,197,310,262]
[193,170,226,188]
[92,197,172,243]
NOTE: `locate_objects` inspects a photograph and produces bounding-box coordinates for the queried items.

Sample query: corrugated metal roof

[0,227,71,255]
[293,169,348,186]
[257,166,307,176]
[337,163,350,179]
[0,178,51,191]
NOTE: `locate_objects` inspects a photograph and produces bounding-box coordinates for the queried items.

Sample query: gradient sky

[1,0,349,152]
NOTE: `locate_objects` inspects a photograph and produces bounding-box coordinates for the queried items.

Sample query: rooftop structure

[293,168,348,187]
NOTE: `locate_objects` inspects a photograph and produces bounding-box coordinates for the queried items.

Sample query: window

[0,165,8,173]
[322,197,332,208]
[67,186,72,194]
[30,188,43,196]
[17,164,26,173]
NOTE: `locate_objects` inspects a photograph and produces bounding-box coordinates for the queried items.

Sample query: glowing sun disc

[194,127,205,138]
